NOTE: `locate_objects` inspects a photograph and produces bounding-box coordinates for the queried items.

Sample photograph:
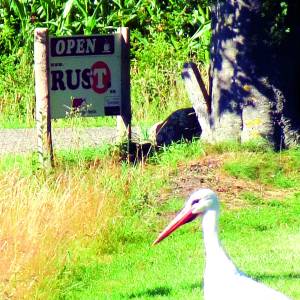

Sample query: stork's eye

[191,199,200,205]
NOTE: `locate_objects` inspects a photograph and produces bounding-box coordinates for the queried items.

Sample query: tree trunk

[277,0,300,147]
[204,0,300,148]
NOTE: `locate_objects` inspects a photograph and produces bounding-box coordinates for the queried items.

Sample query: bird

[153,188,292,300]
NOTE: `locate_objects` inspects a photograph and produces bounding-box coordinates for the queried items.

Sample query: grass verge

[0,141,299,299]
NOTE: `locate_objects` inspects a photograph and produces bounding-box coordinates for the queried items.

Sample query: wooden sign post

[117,27,132,142]
[34,28,54,168]
[34,27,131,168]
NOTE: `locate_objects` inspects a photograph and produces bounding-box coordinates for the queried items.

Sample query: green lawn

[51,187,300,299]
[47,147,300,299]
[1,142,300,299]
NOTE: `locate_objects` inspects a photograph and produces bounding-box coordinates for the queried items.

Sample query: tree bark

[205,0,300,148]
[276,0,300,147]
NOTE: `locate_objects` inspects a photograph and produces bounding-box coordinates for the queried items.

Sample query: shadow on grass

[251,272,300,281]
[188,281,203,290]
[122,274,298,299]
[126,286,172,299]
[125,282,203,299]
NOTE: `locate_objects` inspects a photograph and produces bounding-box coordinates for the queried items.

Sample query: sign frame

[48,33,123,119]
[34,27,131,167]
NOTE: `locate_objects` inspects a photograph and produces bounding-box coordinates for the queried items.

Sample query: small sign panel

[49,34,122,118]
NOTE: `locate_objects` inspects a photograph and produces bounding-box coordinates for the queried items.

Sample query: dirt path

[0,127,118,155]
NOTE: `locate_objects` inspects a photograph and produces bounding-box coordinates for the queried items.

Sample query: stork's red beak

[153,208,199,245]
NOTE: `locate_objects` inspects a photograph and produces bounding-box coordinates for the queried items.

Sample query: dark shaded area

[275,1,300,132]
[250,272,300,281]
[126,281,203,299]
[188,281,203,290]
[155,108,202,147]
[127,286,172,298]
[124,141,155,163]
[120,108,202,163]
[210,0,300,147]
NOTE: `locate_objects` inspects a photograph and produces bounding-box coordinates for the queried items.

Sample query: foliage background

[0,2,299,299]
[0,0,211,128]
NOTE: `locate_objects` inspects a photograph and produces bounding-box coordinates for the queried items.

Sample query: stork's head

[153,188,219,245]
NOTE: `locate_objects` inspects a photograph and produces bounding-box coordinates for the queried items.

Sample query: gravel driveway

[0,127,118,155]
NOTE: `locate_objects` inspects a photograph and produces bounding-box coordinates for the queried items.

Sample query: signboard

[49,34,122,118]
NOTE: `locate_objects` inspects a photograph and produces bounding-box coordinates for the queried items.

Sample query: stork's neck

[202,209,222,255]
[202,208,236,270]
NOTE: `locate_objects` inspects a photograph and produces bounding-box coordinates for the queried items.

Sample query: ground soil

[167,153,295,210]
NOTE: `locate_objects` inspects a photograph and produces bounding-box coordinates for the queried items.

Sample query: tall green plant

[0,0,212,128]
[0,0,211,59]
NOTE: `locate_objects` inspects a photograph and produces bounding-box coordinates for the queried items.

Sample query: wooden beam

[117,27,132,142]
[34,28,54,168]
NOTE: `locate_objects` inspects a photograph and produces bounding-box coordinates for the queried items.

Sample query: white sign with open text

[49,34,122,118]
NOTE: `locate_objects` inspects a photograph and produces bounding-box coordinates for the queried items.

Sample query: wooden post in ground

[34,28,54,168]
[117,27,132,143]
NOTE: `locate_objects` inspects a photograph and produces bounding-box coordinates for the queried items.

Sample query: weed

[150,138,204,167]
[223,148,300,188]
[0,155,125,298]
[0,55,35,128]
[203,138,273,154]
[242,192,265,205]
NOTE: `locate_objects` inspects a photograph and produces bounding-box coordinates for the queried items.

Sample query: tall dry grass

[0,159,125,299]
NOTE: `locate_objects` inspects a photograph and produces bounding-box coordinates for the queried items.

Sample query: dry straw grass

[0,160,124,299]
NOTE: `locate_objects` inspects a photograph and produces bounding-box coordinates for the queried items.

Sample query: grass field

[1,3,298,299]
[0,141,299,299]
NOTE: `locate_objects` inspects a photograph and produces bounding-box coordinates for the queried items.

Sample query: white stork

[153,188,292,300]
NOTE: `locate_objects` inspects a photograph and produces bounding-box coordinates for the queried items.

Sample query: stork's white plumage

[153,188,292,300]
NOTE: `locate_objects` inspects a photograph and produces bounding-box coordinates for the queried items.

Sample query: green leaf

[63,0,75,19]
[73,0,88,19]
[10,0,26,20]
